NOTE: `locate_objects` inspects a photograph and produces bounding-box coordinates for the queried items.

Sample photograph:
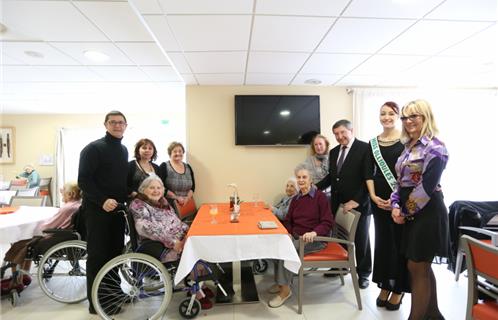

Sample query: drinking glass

[209,204,218,224]
[252,193,260,207]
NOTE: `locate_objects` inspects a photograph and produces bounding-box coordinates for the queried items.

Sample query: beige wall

[0,114,104,181]
[186,86,352,205]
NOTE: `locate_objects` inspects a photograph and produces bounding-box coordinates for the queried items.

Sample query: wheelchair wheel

[92,253,172,320]
[252,259,268,274]
[179,297,201,319]
[37,240,87,304]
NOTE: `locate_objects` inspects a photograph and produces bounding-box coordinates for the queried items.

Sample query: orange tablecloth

[187,202,288,236]
[174,202,301,285]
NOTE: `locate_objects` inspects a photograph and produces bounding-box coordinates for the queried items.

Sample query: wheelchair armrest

[459,227,498,246]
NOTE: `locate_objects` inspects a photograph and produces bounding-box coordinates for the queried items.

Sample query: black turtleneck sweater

[78,132,129,208]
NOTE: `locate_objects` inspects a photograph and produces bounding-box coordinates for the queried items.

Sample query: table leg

[215,261,259,304]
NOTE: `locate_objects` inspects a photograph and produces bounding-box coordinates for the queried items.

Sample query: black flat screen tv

[235,95,320,146]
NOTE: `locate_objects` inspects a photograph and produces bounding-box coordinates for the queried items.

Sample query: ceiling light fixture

[83,50,110,62]
[263,130,271,135]
[24,50,44,58]
[304,78,322,85]
[280,110,291,116]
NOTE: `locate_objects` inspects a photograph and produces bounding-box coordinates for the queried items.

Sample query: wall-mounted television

[235,95,320,146]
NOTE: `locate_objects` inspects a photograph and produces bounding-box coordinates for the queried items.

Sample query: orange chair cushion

[303,242,348,261]
[473,301,498,320]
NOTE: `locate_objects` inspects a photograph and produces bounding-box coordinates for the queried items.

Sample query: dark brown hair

[104,110,127,124]
[134,138,157,161]
[382,101,399,114]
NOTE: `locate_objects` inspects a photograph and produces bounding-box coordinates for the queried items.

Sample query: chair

[16,187,40,197]
[0,190,17,206]
[172,197,197,224]
[39,177,52,206]
[461,235,498,320]
[9,179,28,191]
[9,196,47,207]
[297,205,362,314]
[455,226,498,281]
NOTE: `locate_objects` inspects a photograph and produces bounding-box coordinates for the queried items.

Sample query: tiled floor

[1,263,467,320]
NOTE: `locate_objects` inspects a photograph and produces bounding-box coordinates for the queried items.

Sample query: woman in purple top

[267,165,333,308]
[391,100,449,320]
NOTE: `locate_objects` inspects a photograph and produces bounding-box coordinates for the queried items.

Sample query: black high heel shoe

[376,291,391,307]
[385,292,404,311]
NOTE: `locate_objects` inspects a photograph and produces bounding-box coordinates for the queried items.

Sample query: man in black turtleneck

[78,110,129,315]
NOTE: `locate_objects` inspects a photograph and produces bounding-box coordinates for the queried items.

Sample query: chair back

[461,235,498,319]
[39,177,52,205]
[9,196,47,207]
[39,177,52,188]
[335,205,361,243]
[177,197,197,220]
[9,179,28,190]
[16,187,40,197]
[0,190,17,205]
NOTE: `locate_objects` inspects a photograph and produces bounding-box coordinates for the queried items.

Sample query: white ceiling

[0,0,497,114]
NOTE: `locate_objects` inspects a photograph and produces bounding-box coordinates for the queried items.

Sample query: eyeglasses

[400,114,421,122]
[107,120,127,126]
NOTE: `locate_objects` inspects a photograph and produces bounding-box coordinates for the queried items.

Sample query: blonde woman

[391,100,449,320]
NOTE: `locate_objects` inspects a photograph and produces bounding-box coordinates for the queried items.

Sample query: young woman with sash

[366,102,410,310]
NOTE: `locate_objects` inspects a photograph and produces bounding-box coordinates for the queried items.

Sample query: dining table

[174,202,301,304]
[0,205,59,260]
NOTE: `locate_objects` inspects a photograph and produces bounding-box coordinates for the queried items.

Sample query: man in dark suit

[316,119,373,289]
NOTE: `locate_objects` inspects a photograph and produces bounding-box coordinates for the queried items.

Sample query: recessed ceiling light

[304,78,322,85]
[24,50,44,58]
[84,50,110,62]
[263,130,271,135]
[280,110,290,116]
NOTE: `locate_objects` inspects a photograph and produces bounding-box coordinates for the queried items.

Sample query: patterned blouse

[159,161,195,197]
[390,135,449,217]
[129,197,189,262]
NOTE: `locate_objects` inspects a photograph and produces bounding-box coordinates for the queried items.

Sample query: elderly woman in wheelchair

[90,175,225,319]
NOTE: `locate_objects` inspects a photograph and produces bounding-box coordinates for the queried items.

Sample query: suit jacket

[316,139,373,215]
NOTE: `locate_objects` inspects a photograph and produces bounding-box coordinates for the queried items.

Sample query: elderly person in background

[127,138,160,198]
[268,165,333,308]
[391,100,449,320]
[302,134,330,184]
[159,142,195,208]
[129,175,214,309]
[16,164,41,188]
[271,177,298,221]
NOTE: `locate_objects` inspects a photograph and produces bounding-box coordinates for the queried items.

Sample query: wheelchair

[1,223,87,306]
[91,204,227,320]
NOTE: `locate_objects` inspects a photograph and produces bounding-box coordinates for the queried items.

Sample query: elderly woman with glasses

[391,99,449,320]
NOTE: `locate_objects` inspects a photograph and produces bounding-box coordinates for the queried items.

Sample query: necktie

[337,146,347,173]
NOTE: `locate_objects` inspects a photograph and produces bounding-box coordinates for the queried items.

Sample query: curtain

[352,88,498,205]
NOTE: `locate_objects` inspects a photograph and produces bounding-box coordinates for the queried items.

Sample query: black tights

[407,260,444,320]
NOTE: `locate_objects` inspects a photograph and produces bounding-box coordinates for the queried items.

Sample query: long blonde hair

[400,99,439,143]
